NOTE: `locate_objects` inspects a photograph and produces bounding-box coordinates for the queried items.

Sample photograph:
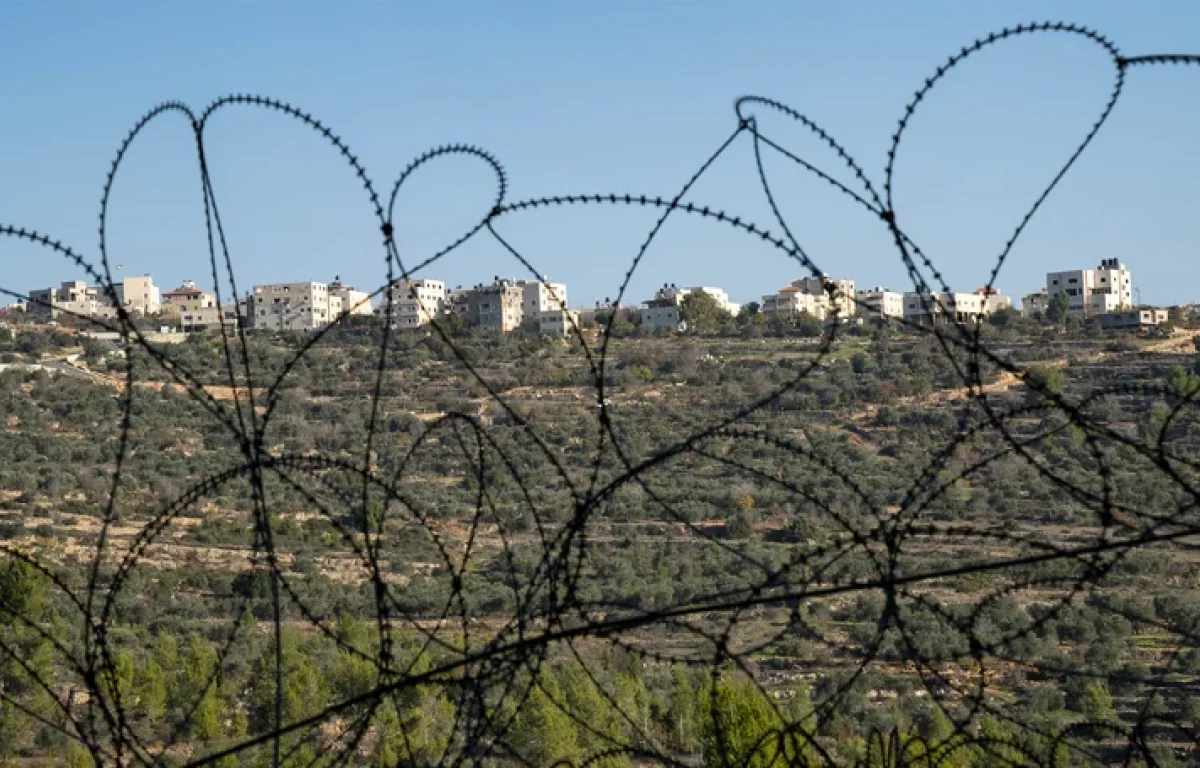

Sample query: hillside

[1,318,1199,766]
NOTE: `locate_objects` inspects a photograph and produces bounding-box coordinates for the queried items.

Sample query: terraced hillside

[1,317,1199,766]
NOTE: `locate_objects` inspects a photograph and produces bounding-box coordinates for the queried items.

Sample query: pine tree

[508,667,582,766]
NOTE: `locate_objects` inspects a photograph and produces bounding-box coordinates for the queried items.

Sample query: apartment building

[162,280,215,313]
[518,278,569,316]
[975,286,1013,314]
[466,279,524,333]
[250,282,333,331]
[1021,289,1050,319]
[791,275,856,319]
[538,308,581,338]
[329,276,374,316]
[447,287,470,319]
[902,291,987,325]
[641,299,682,331]
[114,275,162,316]
[379,278,447,328]
[1046,258,1132,317]
[855,287,904,320]
[641,283,738,331]
[161,280,237,332]
[27,281,118,320]
[762,286,829,321]
[1099,308,1168,332]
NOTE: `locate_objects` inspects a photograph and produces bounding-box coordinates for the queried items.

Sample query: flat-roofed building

[114,275,161,316]
[466,278,524,333]
[1046,258,1132,317]
[792,275,856,319]
[762,286,828,320]
[250,281,333,331]
[855,287,904,320]
[903,291,986,325]
[538,308,580,338]
[329,276,374,316]
[380,278,447,328]
[1099,307,1168,332]
[27,281,118,320]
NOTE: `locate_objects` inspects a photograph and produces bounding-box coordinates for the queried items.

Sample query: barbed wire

[1,20,1200,768]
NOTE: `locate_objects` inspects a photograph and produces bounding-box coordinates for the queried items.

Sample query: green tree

[971,716,1023,768]
[559,661,631,767]
[249,632,330,734]
[680,291,727,335]
[135,658,168,724]
[0,558,57,753]
[699,673,815,768]
[667,666,700,754]
[1079,680,1115,722]
[737,302,762,327]
[1023,364,1065,406]
[99,650,136,715]
[508,668,582,766]
[1045,289,1070,326]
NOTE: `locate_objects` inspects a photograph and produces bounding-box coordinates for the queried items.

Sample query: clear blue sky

[2,1,1198,308]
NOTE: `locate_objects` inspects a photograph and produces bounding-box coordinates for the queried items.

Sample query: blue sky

[2,1,1198,308]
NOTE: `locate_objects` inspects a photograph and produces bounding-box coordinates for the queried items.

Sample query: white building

[762,286,828,321]
[975,287,1013,315]
[27,281,117,320]
[641,283,737,331]
[517,278,569,316]
[855,287,904,320]
[538,308,581,338]
[329,276,373,317]
[380,278,447,329]
[250,282,333,331]
[903,291,987,325]
[792,275,856,319]
[113,275,162,316]
[1046,258,1132,317]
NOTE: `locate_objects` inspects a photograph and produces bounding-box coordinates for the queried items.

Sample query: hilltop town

[8,257,1188,338]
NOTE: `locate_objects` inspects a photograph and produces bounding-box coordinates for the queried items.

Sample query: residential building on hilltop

[28,281,117,320]
[380,278,447,328]
[518,278,569,316]
[642,283,737,331]
[903,291,987,325]
[161,280,237,332]
[1021,289,1049,319]
[250,281,334,331]
[975,286,1013,314]
[762,286,828,321]
[791,275,856,319]
[329,276,374,316]
[162,280,214,313]
[641,298,682,331]
[855,287,904,320]
[539,308,580,338]
[467,278,525,333]
[1099,308,1168,332]
[113,275,161,316]
[1046,258,1132,317]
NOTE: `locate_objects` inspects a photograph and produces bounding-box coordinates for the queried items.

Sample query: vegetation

[0,312,1198,765]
